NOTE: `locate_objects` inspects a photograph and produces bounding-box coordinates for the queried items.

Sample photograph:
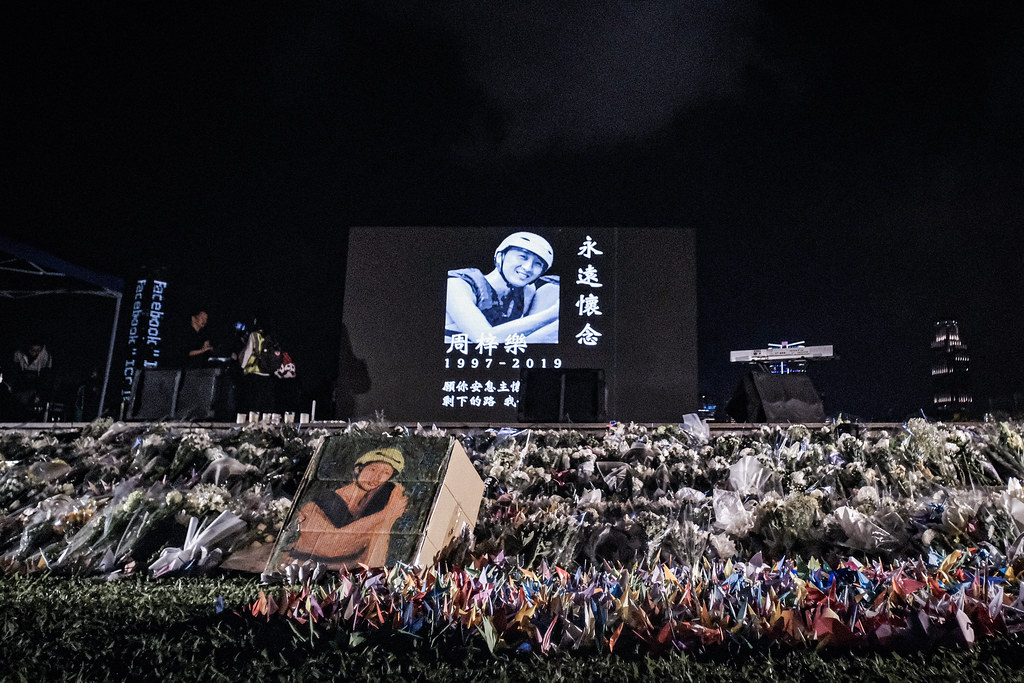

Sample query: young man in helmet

[445,231,560,344]
[286,447,408,567]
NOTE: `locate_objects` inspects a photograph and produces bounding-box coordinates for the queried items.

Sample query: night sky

[7,2,1024,421]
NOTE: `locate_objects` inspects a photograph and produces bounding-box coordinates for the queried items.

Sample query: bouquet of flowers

[3,416,1024,579]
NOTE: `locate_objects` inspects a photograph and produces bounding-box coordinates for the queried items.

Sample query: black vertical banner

[120,277,171,402]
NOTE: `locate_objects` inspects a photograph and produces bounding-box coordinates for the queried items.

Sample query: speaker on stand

[518,368,606,423]
[177,367,233,420]
[127,366,236,421]
[725,371,826,423]
[127,369,181,420]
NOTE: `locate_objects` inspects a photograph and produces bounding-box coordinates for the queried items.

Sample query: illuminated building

[930,320,972,417]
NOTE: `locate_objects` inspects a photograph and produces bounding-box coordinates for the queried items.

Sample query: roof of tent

[0,237,124,420]
[0,237,124,298]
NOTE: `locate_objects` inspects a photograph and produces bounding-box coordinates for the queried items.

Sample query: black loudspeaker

[177,368,230,420]
[128,369,181,420]
[725,371,825,423]
[518,368,605,423]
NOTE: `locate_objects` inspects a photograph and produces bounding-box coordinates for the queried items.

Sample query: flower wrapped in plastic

[712,489,754,537]
[728,454,772,497]
[148,510,247,577]
[831,505,908,554]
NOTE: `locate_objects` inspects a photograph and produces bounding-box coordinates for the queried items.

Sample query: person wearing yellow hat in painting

[286,447,408,567]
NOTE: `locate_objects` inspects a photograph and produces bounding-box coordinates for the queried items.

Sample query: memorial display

[265,434,483,572]
[341,227,699,422]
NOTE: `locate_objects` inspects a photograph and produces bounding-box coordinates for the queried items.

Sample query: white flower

[728,455,771,497]
[30,436,59,450]
[999,478,1024,530]
[577,460,595,478]
[713,489,754,537]
[235,443,264,462]
[180,430,213,451]
[73,436,99,452]
[852,485,879,507]
[780,442,802,462]
[675,487,706,504]
[1004,426,1024,452]
[184,483,231,516]
[204,447,228,461]
[709,532,738,559]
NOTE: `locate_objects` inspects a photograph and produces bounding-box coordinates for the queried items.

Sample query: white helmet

[494,231,554,272]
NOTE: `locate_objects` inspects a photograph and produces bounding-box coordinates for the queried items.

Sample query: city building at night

[930,320,972,418]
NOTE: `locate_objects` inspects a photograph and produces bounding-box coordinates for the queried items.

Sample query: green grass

[2,574,1022,682]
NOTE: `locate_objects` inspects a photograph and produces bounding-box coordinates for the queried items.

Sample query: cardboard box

[263,435,484,573]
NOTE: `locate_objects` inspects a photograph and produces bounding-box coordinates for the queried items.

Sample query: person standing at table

[183,309,213,368]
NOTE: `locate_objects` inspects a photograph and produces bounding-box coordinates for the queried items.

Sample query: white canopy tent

[0,237,124,420]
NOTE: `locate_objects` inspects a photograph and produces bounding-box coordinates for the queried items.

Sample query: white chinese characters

[574,236,604,345]
[577,235,604,259]
[575,264,603,288]
[575,324,603,346]
[576,293,603,317]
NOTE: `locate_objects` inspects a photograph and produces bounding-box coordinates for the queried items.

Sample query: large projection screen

[341,227,697,423]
